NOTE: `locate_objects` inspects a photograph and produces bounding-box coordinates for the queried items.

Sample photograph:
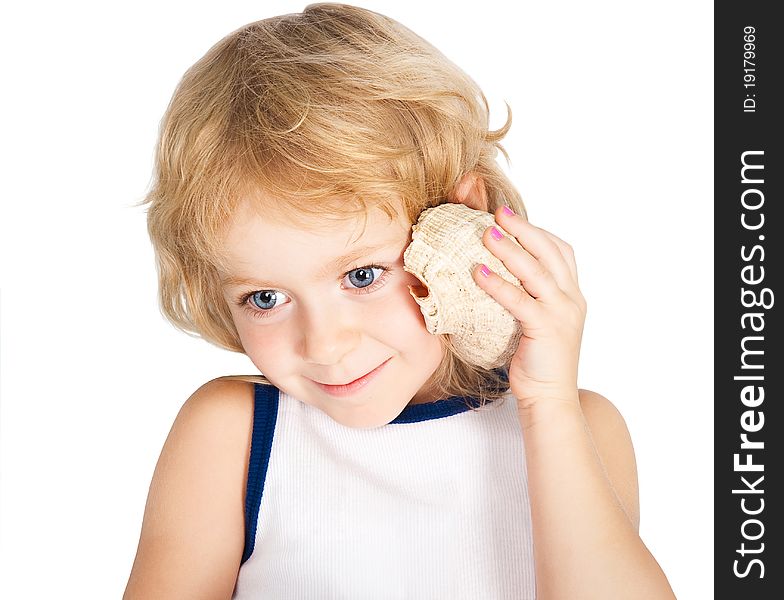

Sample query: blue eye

[249,290,287,310]
[345,266,384,289]
[239,264,391,320]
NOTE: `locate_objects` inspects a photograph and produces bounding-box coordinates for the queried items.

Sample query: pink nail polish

[502,205,515,217]
[490,227,503,241]
[480,264,491,278]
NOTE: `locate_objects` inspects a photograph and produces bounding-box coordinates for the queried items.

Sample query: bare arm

[452,190,675,598]
[123,378,255,599]
[519,389,675,599]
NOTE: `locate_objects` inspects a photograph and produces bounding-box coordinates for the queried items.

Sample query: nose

[299,305,361,367]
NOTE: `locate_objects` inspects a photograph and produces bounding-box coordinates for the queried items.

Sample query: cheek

[374,274,431,336]
[232,316,284,370]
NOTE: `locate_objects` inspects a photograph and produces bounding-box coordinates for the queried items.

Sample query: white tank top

[232,381,536,599]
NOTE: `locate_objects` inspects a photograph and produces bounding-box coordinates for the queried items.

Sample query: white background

[0,1,712,597]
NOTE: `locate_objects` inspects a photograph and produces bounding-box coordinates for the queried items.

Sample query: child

[124,4,675,598]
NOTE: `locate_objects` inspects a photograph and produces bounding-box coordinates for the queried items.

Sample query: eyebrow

[220,240,398,289]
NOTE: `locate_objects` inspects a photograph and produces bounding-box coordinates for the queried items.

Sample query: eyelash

[236,264,392,320]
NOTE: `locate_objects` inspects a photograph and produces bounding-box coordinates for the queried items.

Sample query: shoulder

[160,376,258,510]
[178,376,257,432]
[578,388,641,531]
[165,377,258,481]
[123,377,257,599]
[577,388,629,438]
[164,376,260,514]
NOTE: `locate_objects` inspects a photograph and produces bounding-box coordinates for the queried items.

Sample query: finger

[493,206,579,294]
[541,230,578,284]
[472,263,544,328]
[482,225,562,301]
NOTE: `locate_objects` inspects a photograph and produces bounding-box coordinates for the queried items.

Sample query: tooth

[403,203,524,370]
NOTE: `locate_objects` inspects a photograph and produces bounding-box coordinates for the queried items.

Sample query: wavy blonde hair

[144,3,525,406]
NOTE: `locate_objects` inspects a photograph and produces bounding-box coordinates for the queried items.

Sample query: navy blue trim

[391,367,510,424]
[240,383,279,565]
[391,395,478,423]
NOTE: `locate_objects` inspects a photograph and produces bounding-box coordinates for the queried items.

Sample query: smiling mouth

[313,358,392,396]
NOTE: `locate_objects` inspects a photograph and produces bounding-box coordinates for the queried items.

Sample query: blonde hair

[144,3,525,405]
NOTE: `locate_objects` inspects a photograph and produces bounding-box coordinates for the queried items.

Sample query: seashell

[402,203,524,370]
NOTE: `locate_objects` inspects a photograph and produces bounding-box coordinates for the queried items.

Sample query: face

[218,196,445,429]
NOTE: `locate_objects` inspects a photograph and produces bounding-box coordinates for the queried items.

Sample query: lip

[313,358,392,397]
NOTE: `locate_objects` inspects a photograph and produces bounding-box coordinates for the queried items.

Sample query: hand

[451,176,587,409]
[477,206,586,408]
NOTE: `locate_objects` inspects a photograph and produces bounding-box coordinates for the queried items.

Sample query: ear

[447,172,489,212]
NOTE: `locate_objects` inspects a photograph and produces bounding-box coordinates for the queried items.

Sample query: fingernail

[502,205,515,217]
[490,226,503,241]
[480,264,491,278]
